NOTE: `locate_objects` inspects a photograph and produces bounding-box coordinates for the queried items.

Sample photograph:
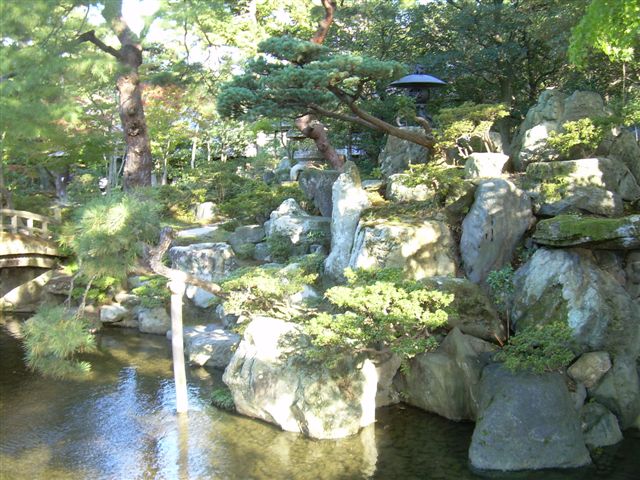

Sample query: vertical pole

[169,278,189,413]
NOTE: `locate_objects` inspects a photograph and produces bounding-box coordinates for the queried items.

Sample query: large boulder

[183,324,241,369]
[374,354,402,408]
[512,90,610,170]
[324,162,370,282]
[532,214,640,250]
[298,168,340,217]
[264,198,331,248]
[420,276,505,342]
[589,356,640,430]
[386,174,430,202]
[532,185,623,218]
[394,328,496,421]
[469,364,591,471]
[460,179,533,284]
[223,316,377,439]
[228,225,266,253]
[511,248,640,357]
[348,219,458,281]
[138,307,170,335]
[581,402,624,448]
[626,251,640,301]
[174,225,231,244]
[378,127,430,177]
[464,152,509,179]
[169,242,238,282]
[526,158,640,202]
[605,129,640,184]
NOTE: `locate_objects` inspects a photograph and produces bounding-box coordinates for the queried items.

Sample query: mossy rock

[533,214,640,250]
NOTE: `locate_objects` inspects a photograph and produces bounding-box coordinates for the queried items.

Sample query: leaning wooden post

[169,277,189,413]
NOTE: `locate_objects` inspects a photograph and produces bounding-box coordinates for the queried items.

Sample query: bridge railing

[0,209,58,241]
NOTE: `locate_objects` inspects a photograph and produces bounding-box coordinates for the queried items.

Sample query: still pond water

[1,318,639,480]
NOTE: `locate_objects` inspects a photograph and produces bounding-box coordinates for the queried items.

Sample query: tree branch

[311,0,338,44]
[77,30,122,60]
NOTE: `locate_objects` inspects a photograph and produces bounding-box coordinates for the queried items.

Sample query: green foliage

[495,322,575,374]
[266,233,295,263]
[234,243,256,260]
[547,118,611,159]
[21,305,96,379]
[211,387,235,412]
[220,256,322,319]
[434,102,510,155]
[486,266,515,314]
[131,275,170,309]
[59,192,161,280]
[569,0,640,66]
[70,274,121,305]
[304,268,453,361]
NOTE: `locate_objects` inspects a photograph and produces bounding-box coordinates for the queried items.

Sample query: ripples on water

[1,319,639,480]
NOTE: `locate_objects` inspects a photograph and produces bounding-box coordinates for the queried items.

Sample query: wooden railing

[0,209,58,241]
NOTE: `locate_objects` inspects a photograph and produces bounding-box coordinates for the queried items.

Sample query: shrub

[486,266,515,314]
[266,233,294,262]
[547,117,611,159]
[211,387,235,412]
[220,256,322,319]
[495,322,575,374]
[304,268,454,362]
[131,275,170,309]
[22,305,96,378]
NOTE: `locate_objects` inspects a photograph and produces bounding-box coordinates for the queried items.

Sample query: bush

[131,275,170,309]
[547,117,611,159]
[495,322,575,374]
[211,387,235,412]
[304,268,454,362]
[266,232,294,262]
[22,305,96,378]
[486,266,515,314]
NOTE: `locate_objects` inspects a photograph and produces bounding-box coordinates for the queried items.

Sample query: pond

[1,318,638,480]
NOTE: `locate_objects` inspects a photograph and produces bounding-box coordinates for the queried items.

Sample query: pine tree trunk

[118,70,153,190]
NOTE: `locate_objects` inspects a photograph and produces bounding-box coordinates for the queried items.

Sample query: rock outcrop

[378,127,430,177]
[223,316,377,439]
[469,364,591,471]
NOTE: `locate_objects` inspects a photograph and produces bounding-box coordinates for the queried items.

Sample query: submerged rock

[223,316,377,439]
[394,328,496,421]
[581,402,623,448]
[183,324,241,369]
[469,364,591,471]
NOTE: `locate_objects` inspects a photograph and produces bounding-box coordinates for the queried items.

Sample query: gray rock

[299,168,340,217]
[185,285,218,309]
[228,225,265,251]
[223,316,377,439]
[512,248,640,357]
[253,242,271,262]
[374,354,402,408]
[533,185,624,217]
[568,352,612,389]
[572,382,588,411]
[378,127,430,177]
[532,214,640,250]
[590,356,640,430]
[349,219,458,281]
[420,276,506,342]
[183,324,241,369]
[264,199,331,247]
[464,152,509,178]
[44,272,73,296]
[469,364,591,471]
[194,201,217,222]
[114,292,140,308]
[386,174,430,202]
[100,303,130,323]
[362,179,384,191]
[626,251,640,301]
[526,158,640,201]
[562,91,609,123]
[581,402,623,448]
[607,129,640,184]
[169,242,238,282]
[395,328,496,421]
[138,307,171,335]
[460,178,533,284]
[324,162,370,282]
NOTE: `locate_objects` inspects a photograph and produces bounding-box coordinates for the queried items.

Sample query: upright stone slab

[324,162,370,282]
[298,168,340,217]
[460,178,533,284]
[223,316,377,439]
[469,364,591,471]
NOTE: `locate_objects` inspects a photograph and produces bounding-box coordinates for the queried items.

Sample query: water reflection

[1,322,639,480]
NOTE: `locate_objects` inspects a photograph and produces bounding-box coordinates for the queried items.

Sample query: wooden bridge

[0,209,65,269]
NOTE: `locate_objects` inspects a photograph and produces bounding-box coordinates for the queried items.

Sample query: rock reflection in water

[1,323,639,480]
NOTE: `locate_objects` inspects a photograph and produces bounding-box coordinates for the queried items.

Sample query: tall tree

[77,0,155,190]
